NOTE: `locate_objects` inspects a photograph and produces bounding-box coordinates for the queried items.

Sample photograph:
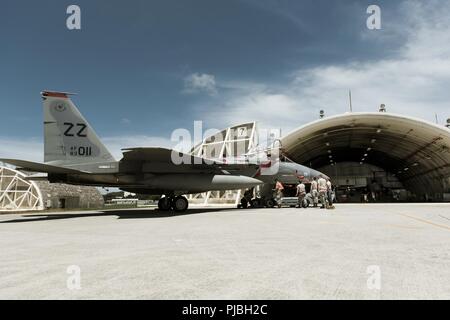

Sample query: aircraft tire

[173,196,189,212]
[158,197,171,211]
[251,198,262,208]
[265,198,275,208]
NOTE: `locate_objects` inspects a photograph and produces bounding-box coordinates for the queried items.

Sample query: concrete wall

[35,181,104,210]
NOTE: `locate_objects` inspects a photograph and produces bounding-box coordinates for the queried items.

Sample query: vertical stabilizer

[42,91,115,164]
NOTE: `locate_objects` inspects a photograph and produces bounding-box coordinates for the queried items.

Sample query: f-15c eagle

[1,91,327,212]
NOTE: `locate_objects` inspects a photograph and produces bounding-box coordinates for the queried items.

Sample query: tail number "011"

[69,146,92,157]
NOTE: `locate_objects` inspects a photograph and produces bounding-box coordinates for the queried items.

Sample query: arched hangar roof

[280,112,450,195]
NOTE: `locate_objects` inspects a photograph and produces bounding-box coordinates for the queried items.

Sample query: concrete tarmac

[0,204,449,299]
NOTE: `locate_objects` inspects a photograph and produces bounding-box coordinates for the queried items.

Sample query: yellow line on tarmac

[398,213,450,231]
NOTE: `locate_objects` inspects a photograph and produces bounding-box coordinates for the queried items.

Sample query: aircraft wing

[0,159,90,174]
[121,147,224,164]
[120,147,258,174]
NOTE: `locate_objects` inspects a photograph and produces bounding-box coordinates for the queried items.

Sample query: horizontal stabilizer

[0,159,90,174]
[24,173,49,181]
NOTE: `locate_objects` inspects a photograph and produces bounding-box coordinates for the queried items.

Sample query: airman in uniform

[318,176,327,209]
[296,180,306,208]
[311,177,318,207]
[274,179,284,208]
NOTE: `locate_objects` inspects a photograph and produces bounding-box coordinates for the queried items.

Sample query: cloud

[204,90,309,135]
[183,73,218,95]
[201,0,450,134]
[287,0,450,122]
[121,118,131,125]
[3,0,450,165]
[0,137,43,163]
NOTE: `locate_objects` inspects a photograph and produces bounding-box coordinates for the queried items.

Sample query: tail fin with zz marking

[42,91,115,165]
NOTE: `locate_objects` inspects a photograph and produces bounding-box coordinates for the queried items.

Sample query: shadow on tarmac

[0,208,234,223]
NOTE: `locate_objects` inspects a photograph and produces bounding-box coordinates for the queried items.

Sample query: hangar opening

[281,113,450,202]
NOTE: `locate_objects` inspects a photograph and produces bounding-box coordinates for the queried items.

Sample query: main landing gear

[158,196,189,212]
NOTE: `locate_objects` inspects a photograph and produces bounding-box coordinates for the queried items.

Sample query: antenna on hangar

[348,90,353,112]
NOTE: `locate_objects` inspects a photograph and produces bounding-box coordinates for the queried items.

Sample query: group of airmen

[275,176,335,209]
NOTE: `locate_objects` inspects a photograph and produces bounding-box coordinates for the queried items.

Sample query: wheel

[173,196,189,212]
[265,198,275,208]
[240,198,248,209]
[251,198,261,208]
[158,197,171,211]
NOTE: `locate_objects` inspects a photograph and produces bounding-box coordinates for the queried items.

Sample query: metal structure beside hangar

[188,122,259,205]
[0,166,104,212]
[0,166,44,211]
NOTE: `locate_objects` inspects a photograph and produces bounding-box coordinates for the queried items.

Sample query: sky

[1,0,450,162]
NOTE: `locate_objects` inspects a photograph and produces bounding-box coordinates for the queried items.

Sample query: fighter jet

[1,91,328,211]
